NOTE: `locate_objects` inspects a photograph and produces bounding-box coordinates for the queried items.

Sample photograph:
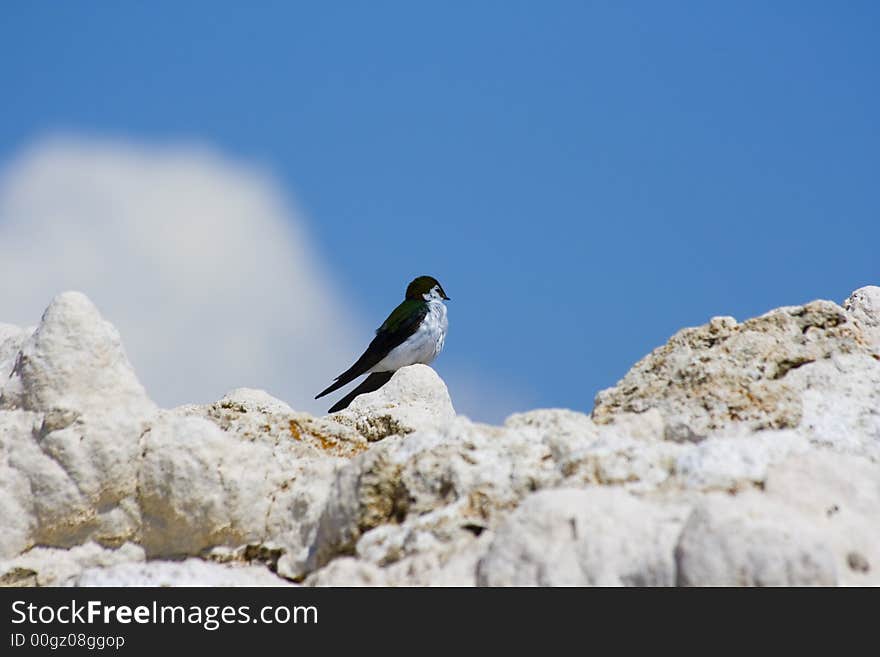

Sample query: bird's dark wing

[326,371,394,413]
[315,299,427,400]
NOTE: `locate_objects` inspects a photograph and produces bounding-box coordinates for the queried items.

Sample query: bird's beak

[442,292,451,300]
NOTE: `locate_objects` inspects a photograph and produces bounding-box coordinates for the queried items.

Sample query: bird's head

[406,275,450,302]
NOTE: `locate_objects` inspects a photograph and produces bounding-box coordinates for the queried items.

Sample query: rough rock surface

[1,288,878,586]
[0,542,146,587]
[592,294,880,460]
[330,364,456,441]
[476,488,686,586]
[0,292,157,559]
[674,492,838,586]
[75,558,294,587]
[844,286,880,352]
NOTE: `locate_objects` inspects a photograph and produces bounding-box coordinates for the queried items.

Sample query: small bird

[316,275,450,413]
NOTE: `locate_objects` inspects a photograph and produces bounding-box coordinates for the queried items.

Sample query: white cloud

[0,136,359,414]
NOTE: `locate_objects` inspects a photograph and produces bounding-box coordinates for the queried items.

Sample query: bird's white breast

[371,301,447,372]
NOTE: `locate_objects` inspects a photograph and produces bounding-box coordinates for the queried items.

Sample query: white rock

[0,410,42,558]
[218,387,296,414]
[763,452,880,585]
[309,412,679,577]
[268,456,348,580]
[844,285,880,350]
[75,559,292,587]
[0,542,145,587]
[307,499,493,586]
[477,488,687,586]
[138,414,270,555]
[304,557,387,587]
[307,414,584,571]
[355,500,475,566]
[2,288,880,588]
[509,409,682,491]
[675,492,838,586]
[144,401,348,579]
[176,387,367,458]
[381,532,491,586]
[15,292,155,416]
[793,355,880,461]
[673,429,811,491]
[0,323,25,364]
[593,297,880,461]
[0,293,157,555]
[504,408,601,441]
[306,439,407,571]
[331,364,456,441]
[0,323,28,380]
[0,323,29,407]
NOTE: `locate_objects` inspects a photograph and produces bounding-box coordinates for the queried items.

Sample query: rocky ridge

[1,286,878,586]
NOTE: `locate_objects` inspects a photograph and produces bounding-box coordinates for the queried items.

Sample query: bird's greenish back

[378,298,426,335]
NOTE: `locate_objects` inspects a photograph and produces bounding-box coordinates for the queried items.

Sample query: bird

[316,275,450,413]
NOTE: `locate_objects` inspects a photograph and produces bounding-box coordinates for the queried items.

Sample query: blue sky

[1,2,878,421]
